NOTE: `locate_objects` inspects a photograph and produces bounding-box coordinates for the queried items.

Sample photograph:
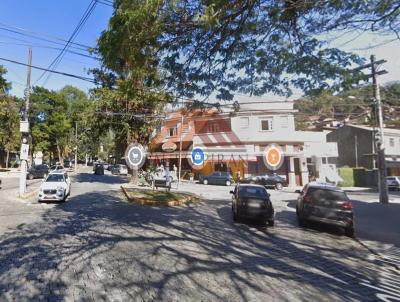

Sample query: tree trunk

[5,150,9,169]
[57,144,63,165]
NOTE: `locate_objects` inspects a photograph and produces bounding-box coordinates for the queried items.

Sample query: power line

[0,23,93,51]
[35,0,98,86]
[0,40,99,61]
[0,56,96,83]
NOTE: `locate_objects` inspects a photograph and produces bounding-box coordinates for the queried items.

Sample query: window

[261,118,273,131]
[169,127,177,137]
[239,117,249,128]
[389,138,395,147]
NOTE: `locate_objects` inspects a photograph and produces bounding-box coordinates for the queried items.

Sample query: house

[149,100,341,187]
[326,124,400,175]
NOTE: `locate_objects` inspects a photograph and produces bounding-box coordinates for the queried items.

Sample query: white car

[38,171,71,202]
[386,176,400,191]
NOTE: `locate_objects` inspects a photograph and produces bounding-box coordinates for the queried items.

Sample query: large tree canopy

[98,0,399,100]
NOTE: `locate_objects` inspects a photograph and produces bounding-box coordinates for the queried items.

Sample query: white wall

[384,133,400,156]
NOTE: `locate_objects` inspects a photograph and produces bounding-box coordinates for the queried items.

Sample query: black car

[230,184,274,226]
[241,173,287,190]
[94,163,104,175]
[200,172,233,186]
[111,164,128,175]
[295,182,354,236]
[27,164,49,180]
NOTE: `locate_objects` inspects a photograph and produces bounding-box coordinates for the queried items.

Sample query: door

[294,158,302,186]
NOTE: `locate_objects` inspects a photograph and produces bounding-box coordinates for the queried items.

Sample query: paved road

[0,176,42,191]
[0,172,399,301]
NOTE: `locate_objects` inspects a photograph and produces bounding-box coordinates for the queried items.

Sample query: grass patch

[123,187,197,206]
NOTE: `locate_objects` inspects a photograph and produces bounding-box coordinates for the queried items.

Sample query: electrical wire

[0,56,96,83]
[0,40,99,61]
[0,23,93,51]
[35,0,98,86]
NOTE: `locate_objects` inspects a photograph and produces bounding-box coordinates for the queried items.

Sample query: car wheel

[275,182,283,190]
[226,180,231,186]
[203,179,208,185]
[345,227,354,237]
[267,219,274,227]
[28,174,34,180]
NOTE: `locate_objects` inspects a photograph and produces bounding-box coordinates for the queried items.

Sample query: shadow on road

[73,172,128,185]
[0,189,386,301]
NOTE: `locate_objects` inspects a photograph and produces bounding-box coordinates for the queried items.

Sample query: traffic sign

[125,143,146,170]
[20,143,29,161]
[263,144,284,170]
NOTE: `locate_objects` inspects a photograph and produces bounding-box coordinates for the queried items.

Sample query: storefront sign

[162,142,177,153]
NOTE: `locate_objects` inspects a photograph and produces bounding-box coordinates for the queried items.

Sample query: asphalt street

[0,171,399,301]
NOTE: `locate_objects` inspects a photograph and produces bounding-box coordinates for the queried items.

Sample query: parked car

[102,162,110,170]
[386,176,400,191]
[94,163,104,175]
[295,182,354,236]
[230,184,274,226]
[38,171,71,202]
[27,164,49,180]
[50,165,64,172]
[199,171,233,186]
[111,164,128,175]
[241,173,287,190]
[63,160,72,169]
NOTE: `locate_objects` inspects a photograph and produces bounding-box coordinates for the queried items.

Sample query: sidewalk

[352,199,400,255]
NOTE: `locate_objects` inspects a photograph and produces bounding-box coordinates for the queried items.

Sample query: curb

[121,186,201,207]
[19,189,39,200]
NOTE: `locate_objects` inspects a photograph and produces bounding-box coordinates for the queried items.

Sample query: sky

[0,1,399,101]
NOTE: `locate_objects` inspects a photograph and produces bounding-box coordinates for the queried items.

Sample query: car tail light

[341,201,353,210]
[303,196,312,203]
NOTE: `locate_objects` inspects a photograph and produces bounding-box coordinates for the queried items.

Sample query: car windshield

[308,188,349,201]
[46,174,65,182]
[238,186,268,198]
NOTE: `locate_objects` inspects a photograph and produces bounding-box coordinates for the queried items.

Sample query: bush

[338,167,354,187]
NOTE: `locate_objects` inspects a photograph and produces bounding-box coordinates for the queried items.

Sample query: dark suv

[296,182,354,236]
[27,164,49,180]
[200,172,233,186]
[241,173,287,190]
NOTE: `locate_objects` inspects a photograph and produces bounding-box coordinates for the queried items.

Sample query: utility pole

[178,112,184,188]
[350,55,388,203]
[19,48,32,197]
[355,135,358,168]
[371,55,388,203]
[74,122,78,172]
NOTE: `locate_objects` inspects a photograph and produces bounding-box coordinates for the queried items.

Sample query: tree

[96,0,172,183]
[101,0,399,100]
[0,65,20,168]
[30,87,72,164]
[294,82,400,129]
[0,65,11,94]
